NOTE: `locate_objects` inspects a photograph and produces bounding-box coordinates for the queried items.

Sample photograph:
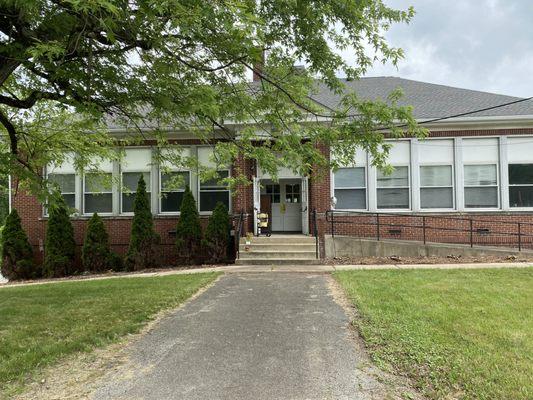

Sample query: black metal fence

[325,210,533,251]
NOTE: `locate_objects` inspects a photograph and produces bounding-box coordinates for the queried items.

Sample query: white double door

[271,180,305,232]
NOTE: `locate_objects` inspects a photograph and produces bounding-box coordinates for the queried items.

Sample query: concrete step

[240,236,315,245]
[239,243,316,251]
[235,258,322,265]
[239,250,316,260]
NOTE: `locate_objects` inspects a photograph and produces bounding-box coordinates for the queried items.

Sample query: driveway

[91,273,417,400]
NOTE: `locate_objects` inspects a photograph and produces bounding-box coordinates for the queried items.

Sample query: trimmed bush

[1,209,37,280]
[82,213,113,273]
[44,196,76,278]
[125,175,159,271]
[203,202,230,263]
[176,187,202,264]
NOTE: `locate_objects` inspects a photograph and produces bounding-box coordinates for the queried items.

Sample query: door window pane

[266,184,280,203]
[285,184,300,203]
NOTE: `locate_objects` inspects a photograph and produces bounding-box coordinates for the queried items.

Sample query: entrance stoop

[236,234,321,265]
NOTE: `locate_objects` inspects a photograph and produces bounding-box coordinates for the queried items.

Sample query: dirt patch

[326,254,533,265]
[9,275,221,400]
[327,276,426,400]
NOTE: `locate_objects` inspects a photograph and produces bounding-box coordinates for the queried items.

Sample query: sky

[357,0,533,98]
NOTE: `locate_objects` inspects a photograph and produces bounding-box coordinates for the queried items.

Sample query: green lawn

[0,272,220,397]
[334,268,533,400]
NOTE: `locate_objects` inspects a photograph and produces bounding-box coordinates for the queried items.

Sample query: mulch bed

[326,255,533,265]
[0,264,229,286]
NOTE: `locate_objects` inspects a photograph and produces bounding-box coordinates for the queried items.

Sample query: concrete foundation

[324,235,533,259]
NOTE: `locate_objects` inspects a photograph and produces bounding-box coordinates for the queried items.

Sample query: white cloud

[358,0,533,97]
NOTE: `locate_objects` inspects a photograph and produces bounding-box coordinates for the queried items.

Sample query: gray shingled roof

[310,77,533,119]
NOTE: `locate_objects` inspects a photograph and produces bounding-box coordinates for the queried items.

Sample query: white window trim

[332,166,368,211]
[463,162,500,210]
[376,164,411,211]
[419,164,455,211]
[82,172,114,216]
[198,168,231,215]
[158,169,191,215]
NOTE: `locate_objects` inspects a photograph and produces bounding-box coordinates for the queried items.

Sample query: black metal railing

[234,210,245,259]
[312,209,319,258]
[325,210,533,251]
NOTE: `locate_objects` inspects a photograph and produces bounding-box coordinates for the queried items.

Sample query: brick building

[10,77,533,264]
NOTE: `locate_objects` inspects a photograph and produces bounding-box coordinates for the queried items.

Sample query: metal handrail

[312,209,319,258]
[326,210,533,251]
[234,210,245,259]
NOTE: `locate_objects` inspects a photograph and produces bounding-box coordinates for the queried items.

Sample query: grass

[0,272,220,397]
[334,268,533,400]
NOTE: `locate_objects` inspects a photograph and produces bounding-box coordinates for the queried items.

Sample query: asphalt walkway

[90,273,414,400]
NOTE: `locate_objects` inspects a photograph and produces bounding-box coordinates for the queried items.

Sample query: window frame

[159,169,191,214]
[333,166,367,211]
[419,164,455,210]
[198,168,231,214]
[463,163,500,210]
[376,164,411,210]
[82,172,114,216]
[508,163,533,209]
[120,170,152,215]
[265,183,281,204]
[45,171,77,215]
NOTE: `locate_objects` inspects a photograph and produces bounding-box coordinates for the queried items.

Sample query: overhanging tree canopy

[0,0,426,193]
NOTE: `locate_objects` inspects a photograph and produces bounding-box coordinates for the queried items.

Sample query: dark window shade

[509,164,533,185]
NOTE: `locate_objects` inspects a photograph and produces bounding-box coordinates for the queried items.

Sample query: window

[122,171,151,213]
[160,171,190,212]
[509,164,533,207]
[121,149,152,213]
[285,184,300,203]
[266,184,280,203]
[377,166,409,209]
[334,167,366,209]
[84,173,113,214]
[199,170,230,212]
[464,164,498,208]
[47,173,76,209]
[420,165,453,209]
